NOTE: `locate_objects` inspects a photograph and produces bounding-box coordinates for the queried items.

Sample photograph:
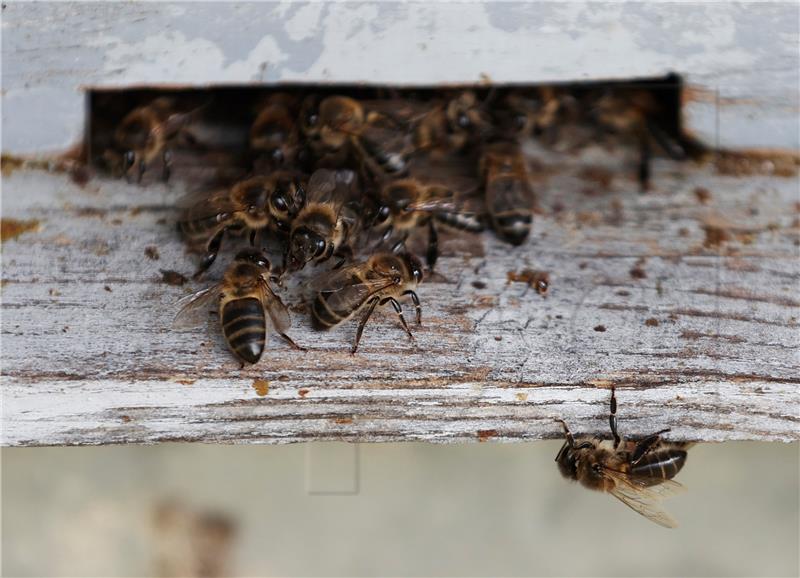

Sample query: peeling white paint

[1,2,798,152]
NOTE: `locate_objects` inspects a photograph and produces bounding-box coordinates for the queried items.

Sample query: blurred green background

[2,442,798,577]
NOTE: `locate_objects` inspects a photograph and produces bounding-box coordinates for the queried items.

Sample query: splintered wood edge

[1,154,798,446]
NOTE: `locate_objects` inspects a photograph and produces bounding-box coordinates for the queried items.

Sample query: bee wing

[172,284,223,328]
[325,278,397,314]
[312,267,397,310]
[154,99,212,140]
[176,187,239,221]
[306,169,339,203]
[602,467,685,529]
[258,278,292,334]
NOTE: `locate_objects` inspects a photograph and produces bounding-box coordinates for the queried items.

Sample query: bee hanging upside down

[311,251,423,354]
[174,248,305,365]
[104,97,208,184]
[555,387,690,528]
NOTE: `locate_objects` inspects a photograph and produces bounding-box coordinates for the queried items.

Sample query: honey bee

[555,387,689,528]
[311,251,423,353]
[352,110,413,181]
[373,173,484,271]
[493,87,580,143]
[178,172,306,277]
[588,88,689,192]
[249,93,300,170]
[104,97,207,183]
[285,168,363,272]
[297,95,362,169]
[413,91,492,154]
[479,142,534,246]
[299,95,412,179]
[174,248,304,365]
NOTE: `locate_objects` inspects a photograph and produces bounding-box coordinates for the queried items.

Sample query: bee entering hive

[87,74,704,363]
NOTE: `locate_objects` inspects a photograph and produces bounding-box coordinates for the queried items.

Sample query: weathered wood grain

[1,148,799,445]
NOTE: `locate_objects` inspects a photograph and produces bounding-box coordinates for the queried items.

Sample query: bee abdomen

[178,215,225,245]
[630,449,687,480]
[435,211,485,233]
[491,212,532,246]
[221,297,266,364]
[312,292,349,330]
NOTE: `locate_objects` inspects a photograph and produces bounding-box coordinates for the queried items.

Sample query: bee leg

[609,386,621,450]
[381,225,394,242]
[194,229,224,279]
[332,246,353,269]
[402,290,422,325]
[554,418,593,452]
[249,228,258,247]
[391,232,410,254]
[161,149,172,183]
[279,332,306,352]
[554,419,574,446]
[631,428,671,465]
[137,158,146,184]
[381,297,414,342]
[426,220,439,271]
[638,133,651,193]
[351,297,381,354]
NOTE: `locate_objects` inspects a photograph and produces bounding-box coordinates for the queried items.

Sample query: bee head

[288,226,328,271]
[402,253,424,285]
[446,91,490,137]
[235,248,271,271]
[555,442,581,481]
[270,180,306,225]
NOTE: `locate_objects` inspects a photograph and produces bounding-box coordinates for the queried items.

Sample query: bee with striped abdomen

[285,169,363,272]
[104,97,207,183]
[369,160,485,271]
[311,251,423,353]
[178,173,306,278]
[555,387,690,528]
[479,141,534,246]
[174,248,304,365]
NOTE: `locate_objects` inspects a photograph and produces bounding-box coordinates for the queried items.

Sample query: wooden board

[2,146,798,446]
[2,2,799,153]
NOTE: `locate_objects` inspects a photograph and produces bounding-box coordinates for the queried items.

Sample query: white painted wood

[2,144,798,445]
[2,2,798,153]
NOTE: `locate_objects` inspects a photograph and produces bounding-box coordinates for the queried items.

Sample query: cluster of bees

[101,83,694,526]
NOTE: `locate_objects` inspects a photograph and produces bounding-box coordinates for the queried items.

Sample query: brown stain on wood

[694,186,712,204]
[715,150,800,177]
[1,218,41,243]
[298,388,310,398]
[629,258,647,279]
[252,379,269,397]
[145,246,160,260]
[477,429,497,442]
[160,270,188,286]
[691,287,800,308]
[644,317,660,327]
[702,217,733,248]
[680,330,746,343]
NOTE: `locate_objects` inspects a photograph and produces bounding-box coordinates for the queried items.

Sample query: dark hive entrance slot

[88,74,697,191]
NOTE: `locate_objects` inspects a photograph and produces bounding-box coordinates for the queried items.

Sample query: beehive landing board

[1,150,799,446]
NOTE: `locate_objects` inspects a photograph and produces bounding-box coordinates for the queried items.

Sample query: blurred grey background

[2,442,798,577]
